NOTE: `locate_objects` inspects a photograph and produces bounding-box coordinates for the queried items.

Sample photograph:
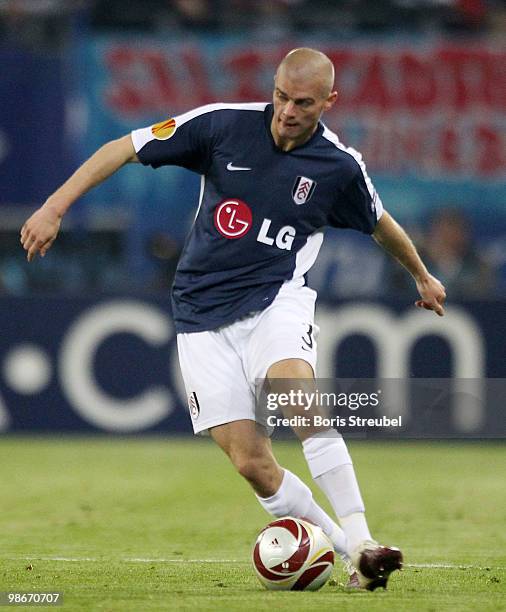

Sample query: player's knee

[233,453,278,492]
[234,454,264,480]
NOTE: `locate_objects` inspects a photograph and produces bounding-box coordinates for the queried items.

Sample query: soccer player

[21,48,446,590]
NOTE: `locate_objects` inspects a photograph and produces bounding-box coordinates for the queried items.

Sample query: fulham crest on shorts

[188,392,200,420]
[292,176,316,205]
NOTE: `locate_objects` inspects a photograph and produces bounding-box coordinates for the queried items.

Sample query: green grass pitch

[0,437,505,611]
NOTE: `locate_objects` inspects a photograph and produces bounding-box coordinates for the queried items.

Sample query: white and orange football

[252,517,334,591]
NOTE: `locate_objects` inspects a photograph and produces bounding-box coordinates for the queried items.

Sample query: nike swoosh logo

[227,162,252,171]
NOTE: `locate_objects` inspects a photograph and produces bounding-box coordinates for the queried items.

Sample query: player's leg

[247,287,372,550]
[176,327,347,558]
[209,418,348,558]
[248,284,402,590]
[210,419,283,497]
[267,358,372,547]
[267,357,402,590]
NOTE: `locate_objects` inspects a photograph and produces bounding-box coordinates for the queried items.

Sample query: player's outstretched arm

[21,135,138,262]
[373,210,446,316]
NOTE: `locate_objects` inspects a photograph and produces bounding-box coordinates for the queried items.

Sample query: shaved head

[276,48,335,98]
[271,48,337,151]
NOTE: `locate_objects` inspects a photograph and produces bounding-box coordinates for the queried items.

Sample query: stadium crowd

[0,0,505,48]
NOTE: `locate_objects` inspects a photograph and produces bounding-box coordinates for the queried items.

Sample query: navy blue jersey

[132,103,383,333]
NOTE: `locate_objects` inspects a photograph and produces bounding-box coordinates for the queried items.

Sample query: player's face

[271,71,336,150]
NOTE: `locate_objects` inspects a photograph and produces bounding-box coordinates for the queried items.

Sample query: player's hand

[20,205,62,262]
[415,274,446,316]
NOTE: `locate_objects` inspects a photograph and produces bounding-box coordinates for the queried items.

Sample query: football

[252,517,335,591]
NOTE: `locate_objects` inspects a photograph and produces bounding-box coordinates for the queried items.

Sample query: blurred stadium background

[0,0,505,437]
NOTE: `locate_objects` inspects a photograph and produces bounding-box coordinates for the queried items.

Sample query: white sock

[303,432,372,556]
[315,464,366,516]
[339,512,373,554]
[256,468,348,557]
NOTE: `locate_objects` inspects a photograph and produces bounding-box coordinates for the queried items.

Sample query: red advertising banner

[99,41,505,178]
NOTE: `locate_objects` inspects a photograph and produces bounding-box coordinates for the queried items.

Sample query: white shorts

[177,281,319,434]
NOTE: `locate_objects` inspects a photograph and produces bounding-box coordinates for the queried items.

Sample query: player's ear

[323,90,338,112]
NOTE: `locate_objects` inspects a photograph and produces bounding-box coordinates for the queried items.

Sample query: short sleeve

[131,104,218,174]
[328,152,384,235]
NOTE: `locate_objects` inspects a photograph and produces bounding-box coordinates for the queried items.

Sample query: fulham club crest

[292,176,316,205]
[188,392,200,420]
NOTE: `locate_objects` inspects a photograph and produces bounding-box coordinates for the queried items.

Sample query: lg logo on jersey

[257,219,295,250]
[214,199,296,251]
[214,200,252,239]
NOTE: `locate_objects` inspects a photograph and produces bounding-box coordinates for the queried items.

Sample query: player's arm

[373,210,446,316]
[21,135,138,262]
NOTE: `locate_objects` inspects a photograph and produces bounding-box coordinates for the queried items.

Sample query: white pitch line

[5,557,248,564]
[407,563,505,570]
[125,558,246,563]
[3,557,505,570]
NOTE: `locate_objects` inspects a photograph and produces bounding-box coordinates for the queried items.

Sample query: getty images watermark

[255,378,506,438]
[255,378,404,436]
[263,387,402,429]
